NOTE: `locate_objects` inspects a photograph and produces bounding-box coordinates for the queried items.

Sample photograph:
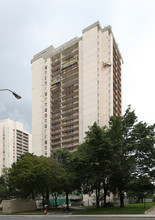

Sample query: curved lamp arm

[0,89,21,99]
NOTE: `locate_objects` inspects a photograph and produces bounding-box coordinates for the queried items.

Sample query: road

[0,215,154,220]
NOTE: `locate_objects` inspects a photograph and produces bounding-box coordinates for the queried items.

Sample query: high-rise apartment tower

[0,118,32,175]
[31,21,123,156]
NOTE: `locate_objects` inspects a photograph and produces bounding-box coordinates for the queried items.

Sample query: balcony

[62,132,79,140]
[51,130,61,136]
[62,139,79,147]
[62,94,78,102]
[61,116,78,125]
[51,142,61,148]
[51,134,61,141]
[61,84,78,94]
[62,79,78,88]
[51,103,61,108]
[51,117,61,123]
[62,108,78,117]
[51,145,61,151]
[62,50,78,61]
[51,108,61,114]
[51,114,61,121]
[62,44,78,57]
[51,96,61,102]
[61,73,78,84]
[62,78,78,87]
[61,103,78,112]
[51,138,61,143]
[51,61,61,68]
[62,123,78,130]
[62,67,78,79]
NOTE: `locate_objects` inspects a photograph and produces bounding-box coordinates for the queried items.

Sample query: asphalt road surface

[0,216,154,220]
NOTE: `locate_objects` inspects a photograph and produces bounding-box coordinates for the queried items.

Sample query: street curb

[1,214,155,217]
[70,214,155,218]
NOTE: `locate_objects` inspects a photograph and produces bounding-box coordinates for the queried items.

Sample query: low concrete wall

[2,199,36,213]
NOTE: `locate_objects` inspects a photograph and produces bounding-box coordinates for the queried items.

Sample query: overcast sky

[0,0,155,133]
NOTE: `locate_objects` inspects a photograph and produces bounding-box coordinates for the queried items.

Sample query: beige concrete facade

[2,199,36,213]
[31,21,123,155]
[0,118,32,175]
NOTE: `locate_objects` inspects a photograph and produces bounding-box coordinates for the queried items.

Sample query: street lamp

[0,89,21,99]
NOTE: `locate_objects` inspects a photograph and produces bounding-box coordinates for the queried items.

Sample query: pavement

[145,205,155,215]
[46,205,155,218]
[1,205,155,218]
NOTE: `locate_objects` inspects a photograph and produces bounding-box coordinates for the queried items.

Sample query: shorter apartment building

[0,118,32,175]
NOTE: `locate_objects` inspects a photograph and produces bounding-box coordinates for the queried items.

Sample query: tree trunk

[54,193,58,208]
[31,189,35,200]
[46,190,49,210]
[103,188,107,207]
[96,188,100,208]
[42,194,45,209]
[103,181,108,207]
[136,197,143,203]
[119,190,124,208]
[66,191,69,210]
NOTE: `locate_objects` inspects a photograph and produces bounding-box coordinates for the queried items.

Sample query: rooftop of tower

[31,21,123,63]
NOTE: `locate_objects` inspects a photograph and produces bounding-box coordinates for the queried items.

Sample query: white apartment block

[31,21,123,156]
[0,118,32,175]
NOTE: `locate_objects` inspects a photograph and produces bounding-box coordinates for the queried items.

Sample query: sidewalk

[47,205,155,217]
[145,205,155,215]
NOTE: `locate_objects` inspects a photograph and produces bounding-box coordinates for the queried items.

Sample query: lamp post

[0,89,21,99]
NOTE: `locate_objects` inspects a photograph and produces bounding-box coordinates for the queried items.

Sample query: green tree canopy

[108,106,155,207]
[72,122,112,208]
[8,153,64,209]
[53,149,79,209]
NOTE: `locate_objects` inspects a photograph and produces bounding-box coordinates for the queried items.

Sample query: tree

[9,153,40,199]
[49,158,65,208]
[8,153,63,209]
[108,106,137,208]
[127,176,155,203]
[53,149,78,209]
[132,122,155,178]
[108,106,155,208]
[72,122,112,208]
[0,168,11,201]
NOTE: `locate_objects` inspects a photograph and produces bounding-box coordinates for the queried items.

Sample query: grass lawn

[0,202,154,215]
[72,202,155,215]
